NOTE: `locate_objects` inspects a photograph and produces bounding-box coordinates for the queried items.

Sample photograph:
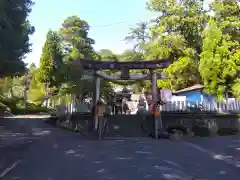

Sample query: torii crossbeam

[73,59,170,69]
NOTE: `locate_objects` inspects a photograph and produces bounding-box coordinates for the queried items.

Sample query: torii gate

[73,59,171,132]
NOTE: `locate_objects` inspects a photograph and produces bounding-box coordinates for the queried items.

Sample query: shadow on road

[0,116,53,176]
[0,116,240,180]
[187,136,240,168]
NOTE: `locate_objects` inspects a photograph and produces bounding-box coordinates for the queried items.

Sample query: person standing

[95,99,107,139]
[151,100,164,138]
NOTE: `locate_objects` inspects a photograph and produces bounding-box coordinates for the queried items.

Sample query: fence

[161,100,240,113]
[56,102,90,115]
[56,99,240,115]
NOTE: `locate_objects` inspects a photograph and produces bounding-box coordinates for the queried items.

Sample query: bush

[0,101,11,115]
[12,103,50,114]
[0,96,22,112]
[0,95,50,115]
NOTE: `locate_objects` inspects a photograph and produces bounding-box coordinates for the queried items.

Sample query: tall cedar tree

[0,0,34,77]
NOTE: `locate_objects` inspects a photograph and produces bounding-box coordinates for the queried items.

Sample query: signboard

[73,59,170,69]
[120,68,130,79]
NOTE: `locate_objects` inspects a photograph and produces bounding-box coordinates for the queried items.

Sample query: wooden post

[93,73,101,130]
[151,70,159,139]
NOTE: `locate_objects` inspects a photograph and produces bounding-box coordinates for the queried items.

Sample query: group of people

[93,97,163,124]
[90,97,164,139]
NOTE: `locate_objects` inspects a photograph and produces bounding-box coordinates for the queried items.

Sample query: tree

[28,63,37,75]
[96,50,119,94]
[120,49,143,61]
[98,49,118,61]
[211,0,240,42]
[125,22,149,53]
[144,0,209,90]
[37,30,63,88]
[58,16,114,99]
[199,0,240,99]
[59,16,92,97]
[0,0,35,77]
[28,73,46,105]
[60,16,95,61]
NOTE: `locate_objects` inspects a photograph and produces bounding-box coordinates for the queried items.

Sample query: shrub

[0,95,50,115]
[11,103,50,114]
[0,101,11,115]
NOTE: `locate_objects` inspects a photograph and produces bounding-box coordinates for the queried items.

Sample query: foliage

[0,75,50,115]
[0,96,49,115]
[198,0,240,99]
[0,0,34,77]
[0,95,23,114]
[2,0,240,112]
[144,0,209,91]
[56,16,98,98]
[200,18,240,99]
[98,49,119,61]
[120,49,143,62]
[0,76,26,98]
[12,103,50,114]
[0,101,11,115]
[120,0,240,98]
[60,16,95,61]
[125,22,149,52]
[37,30,63,88]
[28,72,46,105]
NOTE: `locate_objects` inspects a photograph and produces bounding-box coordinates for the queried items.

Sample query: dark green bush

[0,96,22,112]
[11,103,50,114]
[0,101,11,115]
[0,95,50,115]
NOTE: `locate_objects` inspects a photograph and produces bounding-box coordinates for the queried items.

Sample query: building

[173,84,213,103]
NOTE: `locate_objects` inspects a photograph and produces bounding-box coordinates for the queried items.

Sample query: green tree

[58,16,113,99]
[98,49,119,61]
[145,0,209,90]
[28,73,46,105]
[125,22,149,53]
[28,63,37,75]
[120,49,143,61]
[37,30,63,88]
[199,0,240,99]
[211,0,240,42]
[0,0,35,77]
[60,16,95,61]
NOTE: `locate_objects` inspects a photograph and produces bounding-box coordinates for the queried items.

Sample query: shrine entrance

[74,59,170,139]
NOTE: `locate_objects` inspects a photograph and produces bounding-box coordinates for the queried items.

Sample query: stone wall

[53,112,240,138]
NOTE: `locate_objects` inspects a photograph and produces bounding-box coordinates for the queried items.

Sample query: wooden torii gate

[73,59,171,136]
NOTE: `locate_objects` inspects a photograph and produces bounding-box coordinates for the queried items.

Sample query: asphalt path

[0,116,239,180]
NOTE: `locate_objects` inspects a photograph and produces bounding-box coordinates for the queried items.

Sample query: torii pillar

[150,70,159,139]
[93,71,101,130]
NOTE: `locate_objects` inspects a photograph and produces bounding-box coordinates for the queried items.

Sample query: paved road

[0,117,240,180]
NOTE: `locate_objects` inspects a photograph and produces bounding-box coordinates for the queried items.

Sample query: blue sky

[26,0,157,66]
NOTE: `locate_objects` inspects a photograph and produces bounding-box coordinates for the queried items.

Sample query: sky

[25,0,158,66]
